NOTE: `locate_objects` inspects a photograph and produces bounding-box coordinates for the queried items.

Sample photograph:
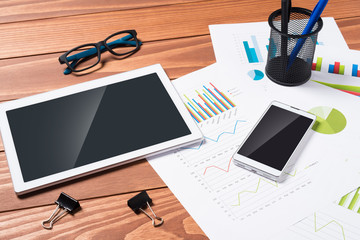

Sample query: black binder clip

[42,192,80,230]
[128,191,164,227]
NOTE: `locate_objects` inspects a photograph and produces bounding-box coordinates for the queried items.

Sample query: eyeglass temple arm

[63,34,140,74]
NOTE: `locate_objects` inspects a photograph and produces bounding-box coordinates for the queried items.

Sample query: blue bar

[213,87,235,107]
[243,41,253,63]
[193,99,211,118]
[329,64,335,73]
[268,38,276,58]
[191,115,200,123]
[188,102,205,120]
[203,86,229,110]
[204,102,217,115]
[203,93,223,112]
[251,35,263,62]
[352,64,359,77]
[249,48,258,63]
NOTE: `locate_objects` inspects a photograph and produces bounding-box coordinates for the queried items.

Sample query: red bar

[197,109,207,120]
[198,94,218,114]
[334,62,340,74]
[312,63,317,70]
[208,88,229,110]
[358,70,360,77]
[199,102,213,117]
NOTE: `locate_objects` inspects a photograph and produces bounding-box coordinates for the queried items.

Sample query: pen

[287,0,328,70]
[281,0,291,61]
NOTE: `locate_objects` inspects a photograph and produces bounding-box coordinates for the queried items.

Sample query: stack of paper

[148,17,360,240]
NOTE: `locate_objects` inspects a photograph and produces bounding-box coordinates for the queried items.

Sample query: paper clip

[128,191,164,227]
[42,192,80,230]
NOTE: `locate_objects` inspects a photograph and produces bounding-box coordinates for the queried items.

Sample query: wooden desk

[0,0,359,239]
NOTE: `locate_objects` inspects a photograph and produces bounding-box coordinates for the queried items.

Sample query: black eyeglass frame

[59,30,141,74]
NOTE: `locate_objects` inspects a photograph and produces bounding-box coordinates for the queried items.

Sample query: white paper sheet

[148,64,353,240]
[148,60,360,239]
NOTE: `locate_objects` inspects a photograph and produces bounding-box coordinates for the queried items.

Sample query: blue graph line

[181,120,246,150]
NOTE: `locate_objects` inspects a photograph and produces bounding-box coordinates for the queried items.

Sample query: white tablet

[0,64,203,195]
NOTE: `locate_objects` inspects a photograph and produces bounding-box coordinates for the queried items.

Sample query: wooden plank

[0,135,3,153]
[0,35,215,103]
[0,0,204,24]
[0,152,166,212]
[0,188,208,239]
[337,16,360,50]
[1,0,360,59]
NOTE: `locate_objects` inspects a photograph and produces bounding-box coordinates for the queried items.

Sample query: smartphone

[232,101,316,182]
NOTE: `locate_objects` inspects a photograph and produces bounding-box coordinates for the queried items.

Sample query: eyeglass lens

[66,44,100,72]
[105,32,138,55]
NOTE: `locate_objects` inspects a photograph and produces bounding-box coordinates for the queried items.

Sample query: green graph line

[284,169,297,177]
[232,178,278,206]
[314,212,346,240]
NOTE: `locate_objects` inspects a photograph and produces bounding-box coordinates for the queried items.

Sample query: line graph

[232,178,278,206]
[288,209,360,240]
[175,106,316,222]
[181,119,246,150]
[314,212,346,240]
[284,169,297,177]
[203,158,232,175]
[224,162,316,220]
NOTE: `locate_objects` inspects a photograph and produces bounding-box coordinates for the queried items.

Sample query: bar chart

[242,35,264,63]
[338,187,360,214]
[329,61,346,75]
[183,82,236,123]
[312,56,360,78]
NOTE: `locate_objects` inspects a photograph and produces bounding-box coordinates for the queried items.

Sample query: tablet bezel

[0,64,203,195]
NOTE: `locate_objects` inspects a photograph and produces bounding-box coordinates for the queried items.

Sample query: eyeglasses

[59,30,142,75]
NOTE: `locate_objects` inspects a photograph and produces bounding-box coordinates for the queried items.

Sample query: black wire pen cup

[265,7,323,86]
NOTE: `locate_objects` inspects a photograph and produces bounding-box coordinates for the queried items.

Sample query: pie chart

[247,69,264,81]
[308,106,346,134]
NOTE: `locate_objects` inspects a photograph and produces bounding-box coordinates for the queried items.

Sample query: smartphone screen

[237,104,314,171]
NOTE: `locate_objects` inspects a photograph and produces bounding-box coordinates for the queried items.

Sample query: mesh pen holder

[265,7,323,86]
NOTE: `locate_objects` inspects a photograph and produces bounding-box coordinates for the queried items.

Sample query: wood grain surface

[0,0,359,239]
[0,188,207,240]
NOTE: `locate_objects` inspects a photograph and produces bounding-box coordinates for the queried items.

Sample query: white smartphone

[232,101,316,182]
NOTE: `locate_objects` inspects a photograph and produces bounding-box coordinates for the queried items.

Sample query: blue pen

[287,0,328,70]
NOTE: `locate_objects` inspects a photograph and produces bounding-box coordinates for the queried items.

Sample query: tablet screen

[6,73,191,182]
